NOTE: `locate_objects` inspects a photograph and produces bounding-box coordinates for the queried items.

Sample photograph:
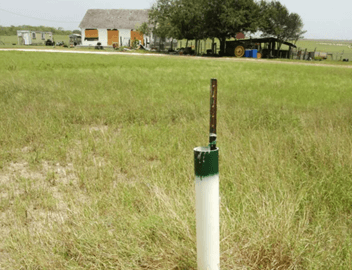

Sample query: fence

[291,47,351,61]
[153,39,221,54]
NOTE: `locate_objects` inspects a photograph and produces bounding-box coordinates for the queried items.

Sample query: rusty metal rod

[209,78,217,150]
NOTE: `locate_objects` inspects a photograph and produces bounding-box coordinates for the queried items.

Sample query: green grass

[1,51,352,269]
[296,39,352,60]
[0,35,69,46]
[0,35,18,45]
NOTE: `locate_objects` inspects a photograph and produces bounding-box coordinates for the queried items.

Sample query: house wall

[145,32,155,48]
[119,29,131,47]
[98,29,108,45]
[131,30,143,45]
[34,32,49,42]
[31,32,46,43]
[30,31,37,41]
[107,30,119,45]
[80,28,156,47]
[81,28,108,46]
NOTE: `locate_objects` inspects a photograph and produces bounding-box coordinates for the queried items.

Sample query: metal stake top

[209,79,217,150]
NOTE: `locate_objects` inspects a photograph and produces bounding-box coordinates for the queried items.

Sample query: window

[85,29,98,41]
[32,32,36,39]
[42,33,45,40]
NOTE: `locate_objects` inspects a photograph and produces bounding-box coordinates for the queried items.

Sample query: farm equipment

[69,34,82,46]
[56,41,65,46]
[225,37,297,59]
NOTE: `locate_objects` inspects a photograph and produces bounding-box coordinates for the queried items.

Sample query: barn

[79,9,153,48]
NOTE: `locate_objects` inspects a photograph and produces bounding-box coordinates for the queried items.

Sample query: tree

[203,0,261,55]
[287,13,306,44]
[259,0,305,54]
[149,0,210,53]
[149,0,179,48]
[136,22,151,36]
[171,0,207,53]
[149,0,260,55]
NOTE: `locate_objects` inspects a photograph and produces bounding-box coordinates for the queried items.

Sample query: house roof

[79,9,150,29]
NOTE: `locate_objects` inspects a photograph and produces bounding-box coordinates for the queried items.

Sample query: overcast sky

[1,0,351,40]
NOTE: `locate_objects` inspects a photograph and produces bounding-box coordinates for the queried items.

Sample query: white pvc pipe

[195,173,220,270]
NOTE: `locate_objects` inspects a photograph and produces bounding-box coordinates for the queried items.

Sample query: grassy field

[0,35,69,46]
[296,39,352,60]
[1,51,352,269]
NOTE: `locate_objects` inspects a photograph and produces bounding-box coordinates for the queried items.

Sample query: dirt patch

[0,160,75,186]
[88,125,109,133]
[0,160,78,265]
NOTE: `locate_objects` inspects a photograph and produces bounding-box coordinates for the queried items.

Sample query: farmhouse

[17,30,53,45]
[79,9,154,47]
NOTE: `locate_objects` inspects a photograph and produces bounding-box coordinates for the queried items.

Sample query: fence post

[194,79,220,270]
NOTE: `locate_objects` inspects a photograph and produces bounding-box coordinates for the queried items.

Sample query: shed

[226,37,297,58]
[79,9,153,47]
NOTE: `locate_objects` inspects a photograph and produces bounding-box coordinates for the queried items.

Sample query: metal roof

[227,37,297,48]
[79,9,150,29]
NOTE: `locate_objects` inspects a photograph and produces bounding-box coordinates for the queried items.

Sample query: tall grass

[0,51,352,269]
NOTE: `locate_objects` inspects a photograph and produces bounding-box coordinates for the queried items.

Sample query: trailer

[225,37,297,59]
[17,30,53,45]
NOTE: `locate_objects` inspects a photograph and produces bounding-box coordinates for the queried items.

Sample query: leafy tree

[149,0,178,42]
[203,0,260,55]
[288,13,306,44]
[173,0,206,39]
[136,22,151,36]
[259,0,305,54]
[149,0,206,52]
[171,0,207,53]
[149,0,261,54]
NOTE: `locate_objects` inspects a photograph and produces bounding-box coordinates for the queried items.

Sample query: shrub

[131,38,139,49]
[45,39,53,46]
